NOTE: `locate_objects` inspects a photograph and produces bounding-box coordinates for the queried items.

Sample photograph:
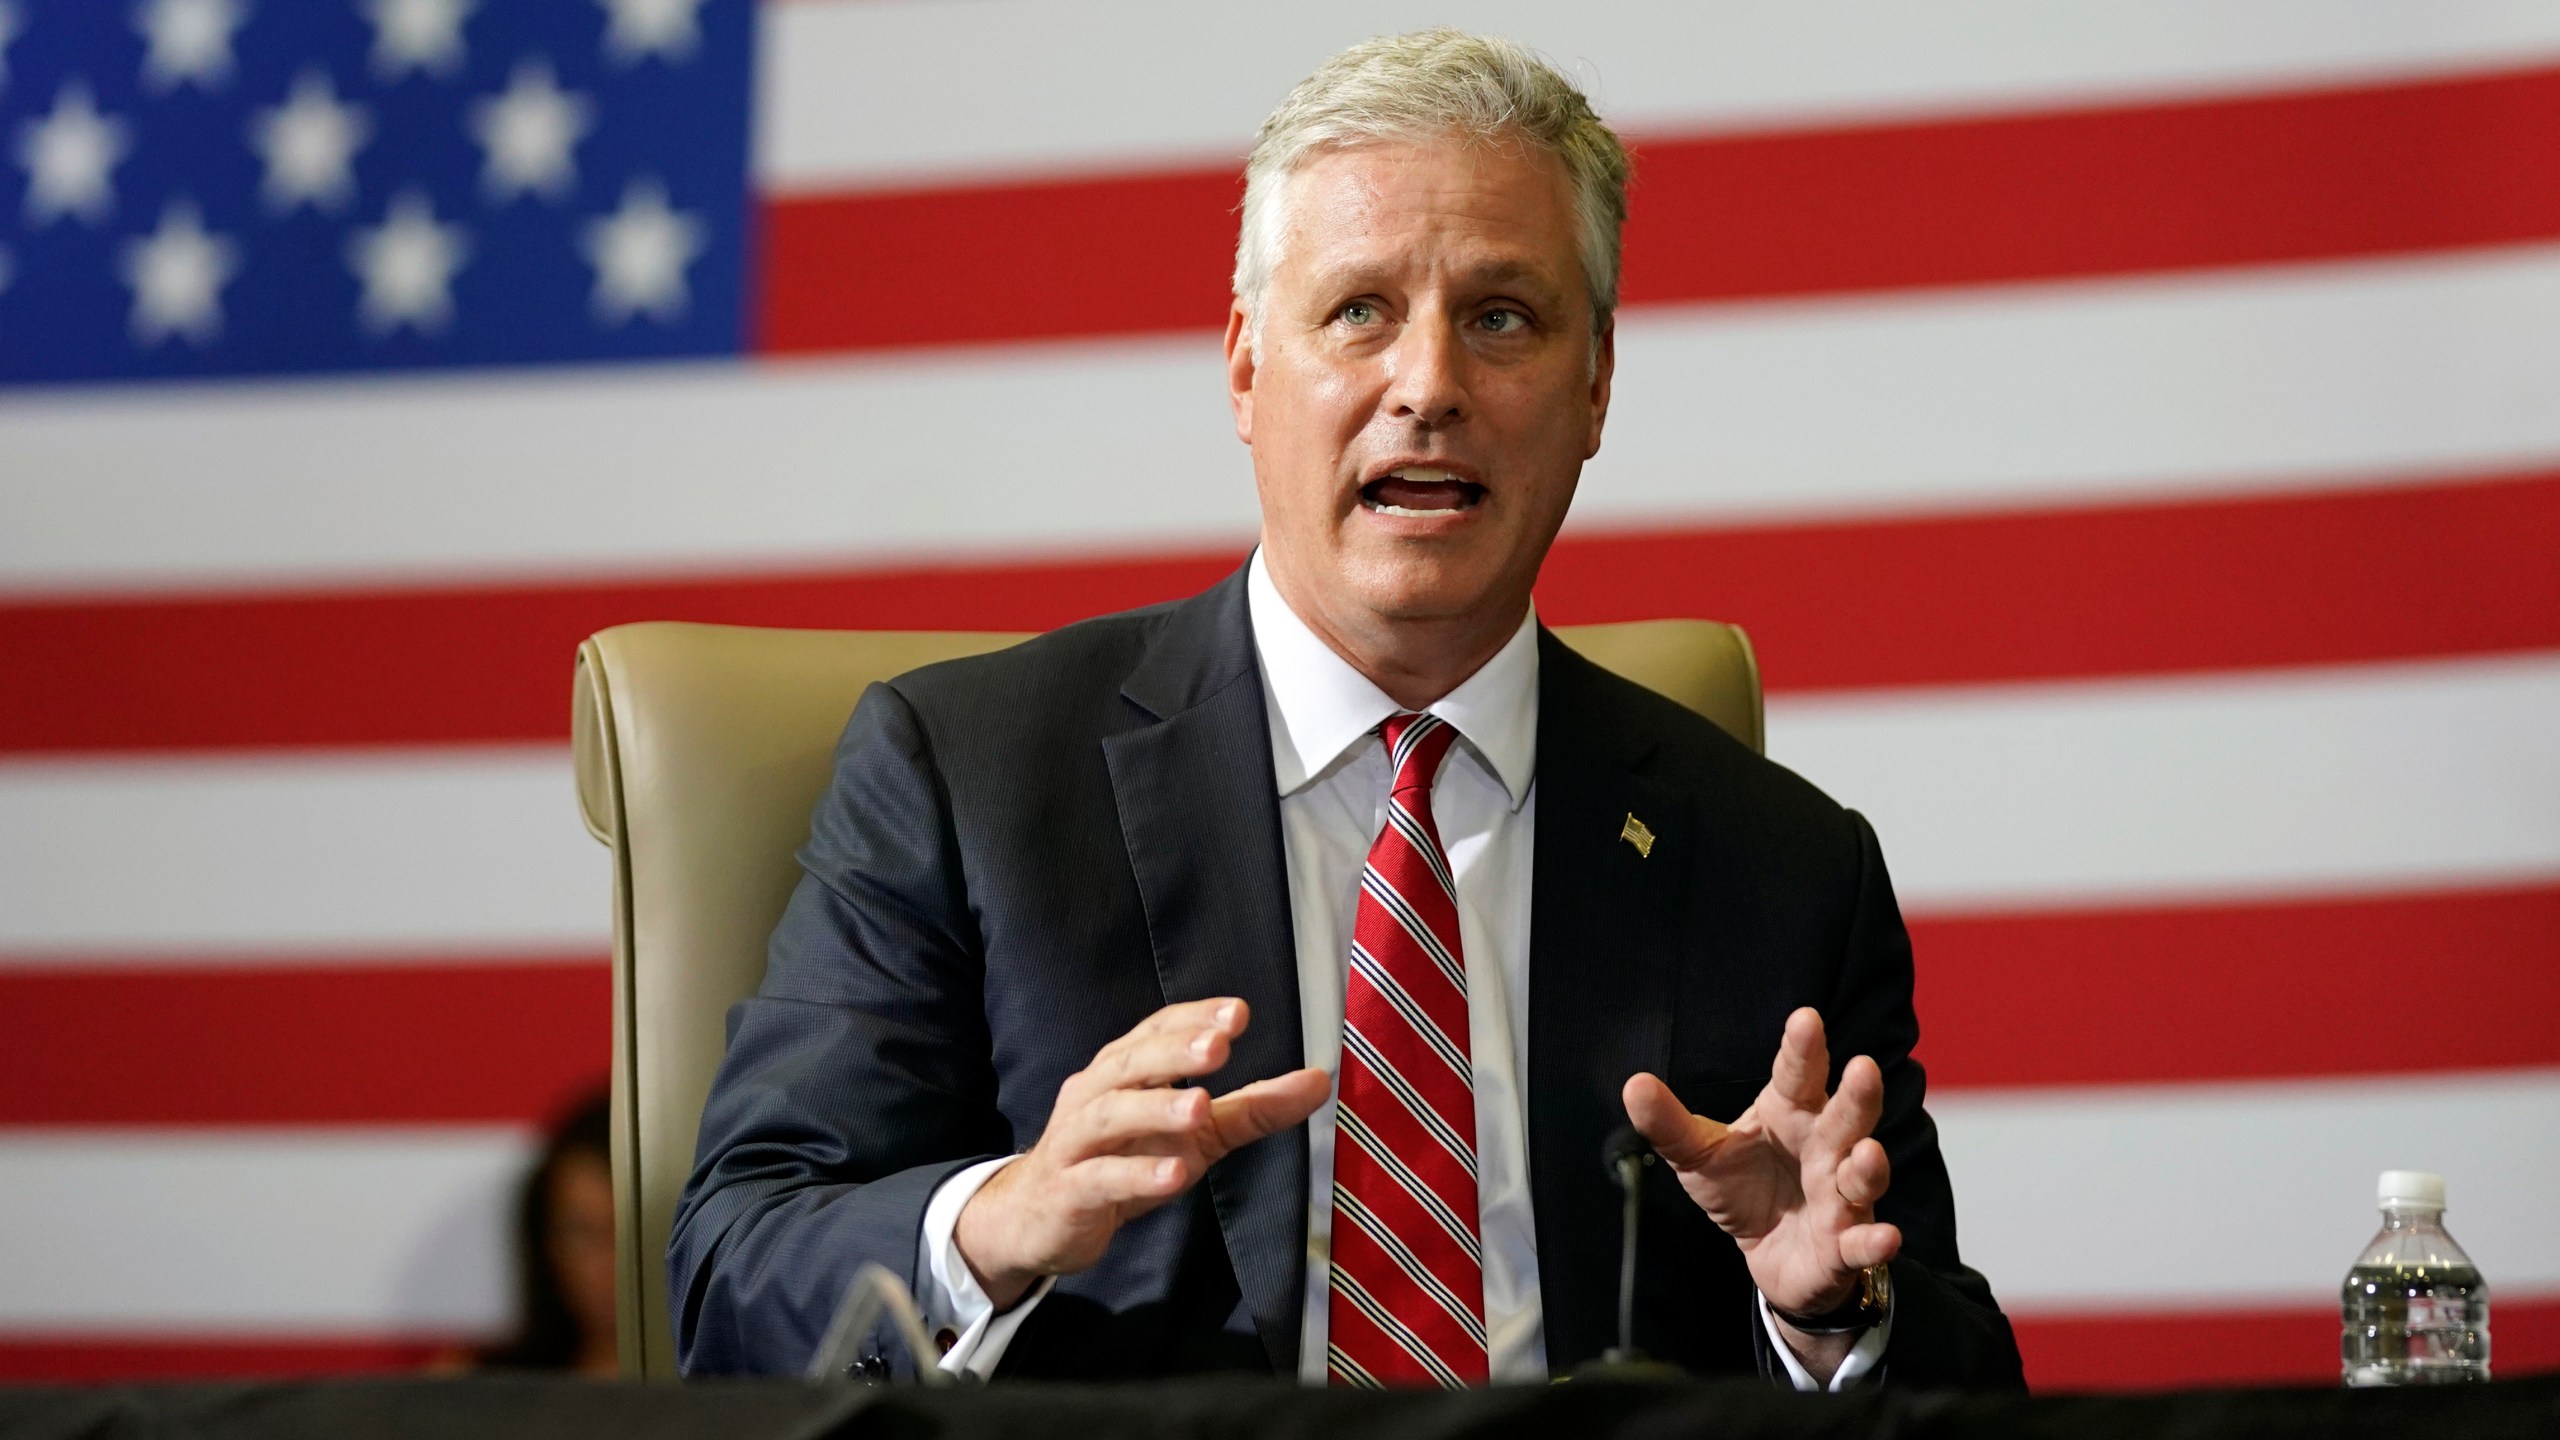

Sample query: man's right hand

[954,997,1330,1309]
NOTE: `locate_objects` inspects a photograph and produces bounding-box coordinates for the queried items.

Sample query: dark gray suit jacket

[669,566,2025,1387]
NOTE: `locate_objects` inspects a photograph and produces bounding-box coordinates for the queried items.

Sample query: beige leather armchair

[571,618,1760,1378]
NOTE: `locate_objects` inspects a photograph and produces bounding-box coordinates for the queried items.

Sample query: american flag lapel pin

[1620,812,1656,858]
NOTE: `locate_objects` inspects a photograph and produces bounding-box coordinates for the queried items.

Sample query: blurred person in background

[472,1090,620,1377]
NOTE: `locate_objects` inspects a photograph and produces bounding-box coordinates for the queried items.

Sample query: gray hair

[1232,29,1631,345]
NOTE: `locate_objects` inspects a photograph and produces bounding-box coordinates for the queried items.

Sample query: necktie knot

[1380,712,1459,799]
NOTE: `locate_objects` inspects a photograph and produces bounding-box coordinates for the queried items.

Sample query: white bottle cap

[2379,1170,2446,1209]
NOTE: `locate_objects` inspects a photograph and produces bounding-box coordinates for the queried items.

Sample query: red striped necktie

[1326,711,1489,1388]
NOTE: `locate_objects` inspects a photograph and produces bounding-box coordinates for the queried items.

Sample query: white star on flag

[364,0,476,81]
[347,188,470,335]
[596,0,705,66]
[0,4,25,94]
[582,176,704,324]
[121,198,240,347]
[135,0,249,93]
[16,79,131,226]
[469,59,593,203]
[251,69,373,214]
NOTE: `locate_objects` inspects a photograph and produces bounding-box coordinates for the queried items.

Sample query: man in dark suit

[671,29,2023,1390]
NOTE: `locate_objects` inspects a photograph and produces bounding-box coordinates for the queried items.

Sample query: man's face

[1226,137,1612,637]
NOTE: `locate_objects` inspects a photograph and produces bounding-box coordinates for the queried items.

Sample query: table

[4,1371,2555,1440]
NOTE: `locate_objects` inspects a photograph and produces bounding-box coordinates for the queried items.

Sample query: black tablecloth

[4,1372,2556,1440]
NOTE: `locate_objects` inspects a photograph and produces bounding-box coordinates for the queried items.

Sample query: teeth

[1363,466,1477,516]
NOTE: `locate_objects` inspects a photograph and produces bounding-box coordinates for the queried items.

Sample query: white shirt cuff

[915,1154,1055,1381]
[1756,1285,1894,1392]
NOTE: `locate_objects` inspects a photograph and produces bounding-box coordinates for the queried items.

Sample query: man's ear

[1223,302,1256,445]
[1584,318,1616,460]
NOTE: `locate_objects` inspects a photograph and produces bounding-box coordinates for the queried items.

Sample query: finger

[1089,995,1243,1067]
[1153,996,1248,1040]
[1835,1136,1892,1210]
[1063,998,1246,1104]
[1062,1084,1213,1160]
[1120,996,1248,1042]
[1058,1154,1194,1217]
[1094,1017,1240,1095]
[1839,1221,1903,1270]
[1207,1068,1331,1155]
[1768,1008,1831,1110]
[1811,1054,1885,1157]
[1621,1072,1729,1170]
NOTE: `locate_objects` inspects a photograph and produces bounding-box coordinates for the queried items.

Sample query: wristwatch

[1770,1263,1891,1335]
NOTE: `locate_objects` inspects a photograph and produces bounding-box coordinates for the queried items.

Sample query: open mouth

[1360,466,1487,517]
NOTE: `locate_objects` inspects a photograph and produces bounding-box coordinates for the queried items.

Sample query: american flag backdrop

[3,0,2558,1390]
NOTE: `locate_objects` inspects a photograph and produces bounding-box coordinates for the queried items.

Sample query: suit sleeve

[1822,809,2028,1391]
[667,681,1014,1376]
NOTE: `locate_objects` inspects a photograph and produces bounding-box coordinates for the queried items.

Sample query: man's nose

[1383,313,1469,426]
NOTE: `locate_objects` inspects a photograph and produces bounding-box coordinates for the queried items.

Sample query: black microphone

[1569,1126,1688,1381]
[806,1262,952,1386]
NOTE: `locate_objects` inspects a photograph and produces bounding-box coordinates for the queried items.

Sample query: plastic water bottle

[2341,1170,2490,1385]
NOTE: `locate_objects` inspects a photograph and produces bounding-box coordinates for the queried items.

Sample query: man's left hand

[1621,1007,1901,1322]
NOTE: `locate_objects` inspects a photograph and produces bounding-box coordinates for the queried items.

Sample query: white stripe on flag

[3,1072,2550,1331]
[1770,652,2560,915]
[0,1128,532,1330]
[1937,1069,2560,1309]
[3,654,2554,959]
[760,0,2560,190]
[1592,245,2560,529]
[0,748,607,958]
[5,245,2557,594]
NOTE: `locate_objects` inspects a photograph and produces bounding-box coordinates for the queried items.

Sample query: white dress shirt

[915,550,1886,1387]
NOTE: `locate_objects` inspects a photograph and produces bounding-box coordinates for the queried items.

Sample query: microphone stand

[806,1261,952,1386]
[1569,1127,1689,1382]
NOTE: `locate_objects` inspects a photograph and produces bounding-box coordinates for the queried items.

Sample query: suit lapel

[1526,632,1691,1369]
[1101,570,1308,1374]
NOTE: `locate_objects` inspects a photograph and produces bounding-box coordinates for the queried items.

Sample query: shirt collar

[1247,548,1539,810]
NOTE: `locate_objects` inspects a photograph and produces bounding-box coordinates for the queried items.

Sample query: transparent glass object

[2341,1182,2490,1386]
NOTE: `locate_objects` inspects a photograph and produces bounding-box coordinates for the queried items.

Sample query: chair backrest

[571,617,1761,1378]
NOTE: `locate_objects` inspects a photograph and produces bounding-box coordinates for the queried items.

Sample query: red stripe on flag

[0,554,1238,755]
[761,167,1242,353]
[2012,1293,2560,1391]
[2,886,2550,1127]
[1622,62,2560,309]
[0,960,609,1127]
[2,468,2552,755]
[758,63,2560,355]
[0,1334,460,1383]
[1913,882,2560,1091]
[1543,467,2560,696]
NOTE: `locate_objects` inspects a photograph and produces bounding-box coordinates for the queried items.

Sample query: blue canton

[0,0,751,385]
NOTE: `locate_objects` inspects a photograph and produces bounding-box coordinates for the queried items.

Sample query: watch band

[1770,1263,1891,1335]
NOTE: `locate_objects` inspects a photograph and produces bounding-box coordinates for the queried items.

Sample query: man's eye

[1481,308,1525,333]
[1340,301,1378,325]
